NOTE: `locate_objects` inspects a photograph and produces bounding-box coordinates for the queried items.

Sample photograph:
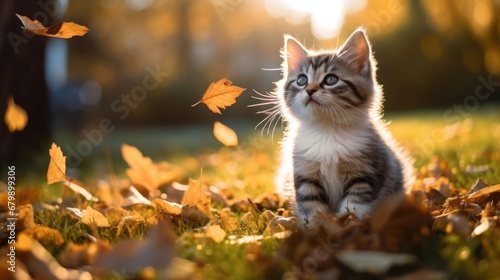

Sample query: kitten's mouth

[305,97,320,106]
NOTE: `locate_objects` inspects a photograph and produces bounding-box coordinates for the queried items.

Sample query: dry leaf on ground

[82,206,110,227]
[17,233,92,280]
[92,219,176,275]
[65,180,96,201]
[17,204,35,231]
[4,96,28,132]
[191,78,245,114]
[122,144,160,193]
[213,121,238,147]
[206,224,226,243]
[16,14,89,39]
[122,144,179,193]
[220,208,238,232]
[121,186,152,207]
[47,143,67,184]
[152,198,182,215]
[181,178,212,219]
[58,242,100,268]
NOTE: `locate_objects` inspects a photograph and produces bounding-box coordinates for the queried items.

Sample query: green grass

[18,107,500,279]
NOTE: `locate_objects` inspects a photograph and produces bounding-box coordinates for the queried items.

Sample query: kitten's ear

[284,35,308,72]
[340,29,372,75]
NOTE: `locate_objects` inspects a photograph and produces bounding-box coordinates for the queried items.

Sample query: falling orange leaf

[214,121,238,147]
[4,96,28,132]
[82,206,110,227]
[191,78,245,114]
[16,14,89,39]
[47,143,67,185]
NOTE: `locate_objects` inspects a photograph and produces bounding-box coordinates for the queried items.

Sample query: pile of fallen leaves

[1,142,499,279]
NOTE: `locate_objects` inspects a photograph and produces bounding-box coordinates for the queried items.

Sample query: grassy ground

[3,107,500,279]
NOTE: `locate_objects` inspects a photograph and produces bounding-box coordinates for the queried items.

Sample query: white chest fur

[290,123,371,206]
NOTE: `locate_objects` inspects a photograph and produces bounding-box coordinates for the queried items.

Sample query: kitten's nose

[306,88,317,96]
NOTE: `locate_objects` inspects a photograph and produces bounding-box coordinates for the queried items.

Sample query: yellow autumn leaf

[47,143,67,185]
[16,14,89,39]
[220,208,238,232]
[213,121,238,147]
[205,224,226,243]
[152,198,182,215]
[122,144,160,193]
[82,206,110,227]
[181,177,212,219]
[4,96,28,132]
[191,78,245,114]
[121,144,180,193]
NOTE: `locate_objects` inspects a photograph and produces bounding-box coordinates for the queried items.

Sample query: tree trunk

[0,1,51,179]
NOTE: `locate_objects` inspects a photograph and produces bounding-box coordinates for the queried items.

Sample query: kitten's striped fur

[257,29,414,228]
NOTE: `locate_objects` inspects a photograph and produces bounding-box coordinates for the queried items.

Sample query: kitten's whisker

[255,108,280,135]
[248,101,278,107]
[250,95,276,101]
[261,68,282,71]
[334,103,351,127]
[265,109,281,135]
[256,107,280,114]
[252,89,276,97]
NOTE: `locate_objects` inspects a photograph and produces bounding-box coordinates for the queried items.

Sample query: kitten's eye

[323,74,338,86]
[296,75,308,86]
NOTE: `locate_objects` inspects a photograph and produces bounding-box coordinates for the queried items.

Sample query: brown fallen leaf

[468,178,490,195]
[213,121,238,147]
[16,13,89,39]
[468,184,500,200]
[4,96,28,132]
[191,78,245,114]
[47,142,67,184]
[82,206,110,227]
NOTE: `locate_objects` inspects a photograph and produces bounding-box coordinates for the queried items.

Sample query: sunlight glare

[264,0,367,40]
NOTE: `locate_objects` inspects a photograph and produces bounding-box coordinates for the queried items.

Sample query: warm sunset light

[1,1,499,279]
[264,0,367,39]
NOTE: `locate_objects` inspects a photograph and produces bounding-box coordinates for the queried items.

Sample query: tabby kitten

[269,29,414,227]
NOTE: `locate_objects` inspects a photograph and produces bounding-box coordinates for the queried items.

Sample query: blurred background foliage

[1,0,500,178]
[56,0,500,126]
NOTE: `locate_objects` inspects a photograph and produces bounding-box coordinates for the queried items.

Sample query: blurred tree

[0,0,51,176]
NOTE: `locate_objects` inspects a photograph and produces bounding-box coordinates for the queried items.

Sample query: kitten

[255,29,414,228]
